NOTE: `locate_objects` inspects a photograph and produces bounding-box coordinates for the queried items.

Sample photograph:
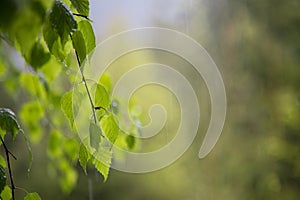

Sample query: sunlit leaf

[40,57,62,83]
[64,138,79,162]
[78,20,95,54]
[0,165,6,194]
[72,30,86,64]
[99,73,112,93]
[100,113,119,144]
[71,0,89,16]
[0,186,11,200]
[59,159,78,194]
[24,192,41,200]
[20,101,44,143]
[92,146,112,182]
[48,130,62,158]
[0,108,21,140]
[93,83,110,116]
[20,73,47,99]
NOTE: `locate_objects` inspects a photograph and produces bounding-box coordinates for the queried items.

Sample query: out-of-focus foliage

[0,0,299,200]
[0,0,140,199]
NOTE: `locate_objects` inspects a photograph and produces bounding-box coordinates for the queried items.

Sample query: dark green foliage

[0,165,6,194]
[49,0,77,45]
[126,135,135,150]
[72,30,87,64]
[30,41,51,70]
[71,0,90,16]
[0,108,21,139]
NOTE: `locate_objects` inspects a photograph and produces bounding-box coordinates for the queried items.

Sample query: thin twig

[73,13,93,22]
[69,34,97,125]
[0,135,16,200]
[94,106,108,113]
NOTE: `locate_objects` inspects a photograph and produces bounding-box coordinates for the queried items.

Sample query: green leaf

[61,90,74,127]
[59,159,78,193]
[13,8,44,61]
[92,146,112,182]
[99,73,112,93]
[0,155,6,168]
[126,135,136,150]
[19,73,47,99]
[71,0,89,16]
[43,17,63,60]
[49,0,77,45]
[48,130,62,158]
[0,186,12,200]
[100,113,119,144]
[79,143,90,174]
[78,20,95,54]
[0,108,21,140]
[93,83,110,112]
[24,192,41,200]
[72,30,86,64]
[89,122,101,150]
[64,138,79,162]
[30,40,51,70]
[0,165,6,194]
[20,101,44,143]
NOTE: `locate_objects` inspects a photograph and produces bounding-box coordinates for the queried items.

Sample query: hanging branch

[73,13,93,22]
[69,33,97,125]
[0,135,17,200]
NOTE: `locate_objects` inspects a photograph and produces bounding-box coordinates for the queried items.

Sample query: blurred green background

[1,0,300,199]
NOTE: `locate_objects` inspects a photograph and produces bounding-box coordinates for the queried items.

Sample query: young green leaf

[64,138,79,162]
[49,0,77,45]
[78,20,95,54]
[20,73,47,99]
[89,122,101,150]
[79,143,90,174]
[0,186,12,200]
[71,30,86,64]
[92,146,112,182]
[19,101,44,142]
[48,130,62,158]
[0,108,21,140]
[99,73,112,93]
[71,0,89,16]
[0,165,6,194]
[61,90,74,127]
[100,113,119,144]
[93,83,110,111]
[59,159,78,193]
[24,192,41,200]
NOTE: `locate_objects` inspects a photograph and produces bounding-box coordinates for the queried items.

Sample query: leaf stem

[0,135,16,200]
[70,34,97,124]
[73,13,93,22]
